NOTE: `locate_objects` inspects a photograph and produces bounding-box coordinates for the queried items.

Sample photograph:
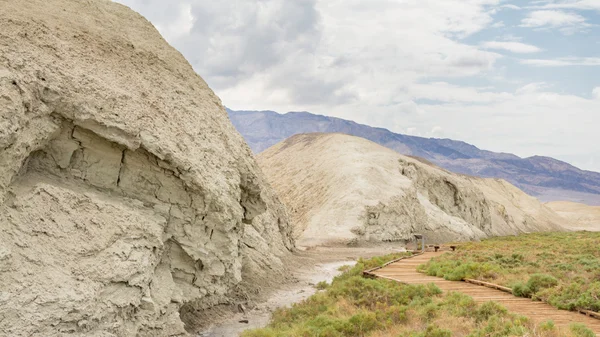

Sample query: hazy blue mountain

[228,109,600,205]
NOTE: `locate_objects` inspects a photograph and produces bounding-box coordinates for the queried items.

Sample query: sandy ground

[198,244,406,337]
[546,201,600,231]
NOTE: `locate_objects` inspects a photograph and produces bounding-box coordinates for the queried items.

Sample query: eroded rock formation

[258,133,566,246]
[0,0,293,335]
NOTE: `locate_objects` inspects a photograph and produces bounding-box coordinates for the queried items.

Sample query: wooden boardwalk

[369,252,600,335]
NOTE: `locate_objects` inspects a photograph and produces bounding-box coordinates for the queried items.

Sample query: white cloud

[482,41,542,53]
[324,86,600,171]
[521,57,600,66]
[531,0,600,11]
[153,3,194,40]
[398,90,600,171]
[593,87,600,100]
[116,0,504,107]
[516,82,550,94]
[213,0,504,109]
[501,4,521,10]
[410,82,512,103]
[500,34,524,42]
[520,10,590,34]
[117,0,325,95]
[114,0,600,172]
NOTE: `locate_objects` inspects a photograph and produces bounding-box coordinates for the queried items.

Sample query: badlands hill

[546,201,600,231]
[258,133,566,246]
[229,109,600,206]
[0,0,293,336]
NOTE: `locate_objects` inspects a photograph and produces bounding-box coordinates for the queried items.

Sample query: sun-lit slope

[258,133,566,246]
[546,201,600,231]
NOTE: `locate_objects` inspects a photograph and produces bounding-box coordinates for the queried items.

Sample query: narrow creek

[198,260,355,337]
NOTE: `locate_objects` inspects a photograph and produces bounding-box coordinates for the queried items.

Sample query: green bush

[381,305,407,325]
[474,301,508,323]
[327,277,440,310]
[570,323,596,337]
[539,320,555,331]
[489,253,524,268]
[511,281,532,298]
[468,315,529,337]
[410,325,452,337]
[526,274,558,294]
[575,282,600,312]
[547,282,584,311]
[577,255,600,272]
[346,311,379,335]
[440,291,477,317]
[315,281,329,290]
[417,302,439,320]
[421,259,501,281]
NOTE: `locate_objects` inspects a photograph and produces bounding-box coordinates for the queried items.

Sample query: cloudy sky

[115,0,600,172]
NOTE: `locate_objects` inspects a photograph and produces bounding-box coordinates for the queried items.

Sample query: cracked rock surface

[258,133,566,246]
[0,0,293,335]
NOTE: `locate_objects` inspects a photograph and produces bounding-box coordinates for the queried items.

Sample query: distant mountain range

[228,109,600,206]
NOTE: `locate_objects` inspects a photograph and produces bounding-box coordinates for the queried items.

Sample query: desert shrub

[440,291,477,317]
[547,282,584,311]
[419,260,457,278]
[511,274,558,300]
[296,311,382,337]
[421,259,500,281]
[512,281,532,297]
[468,314,529,337]
[302,315,348,337]
[381,305,408,325]
[570,323,596,337]
[346,311,379,335]
[573,282,600,312]
[539,320,555,332]
[551,262,575,272]
[474,301,508,322]
[577,255,600,272]
[489,253,524,268]
[315,281,329,290]
[327,277,440,309]
[526,274,558,294]
[270,292,332,323]
[416,302,439,320]
[337,265,351,273]
[410,325,452,337]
